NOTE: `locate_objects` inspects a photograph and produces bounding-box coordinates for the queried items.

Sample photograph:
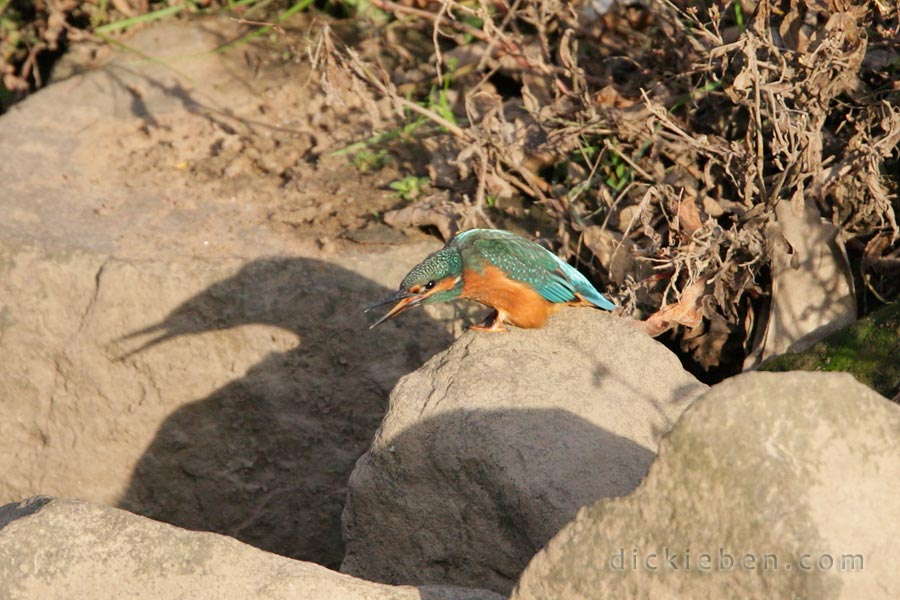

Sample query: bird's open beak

[365,290,428,329]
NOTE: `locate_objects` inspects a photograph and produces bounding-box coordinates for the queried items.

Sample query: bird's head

[367,248,464,329]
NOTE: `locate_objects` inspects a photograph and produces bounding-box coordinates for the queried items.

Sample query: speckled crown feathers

[400,248,462,290]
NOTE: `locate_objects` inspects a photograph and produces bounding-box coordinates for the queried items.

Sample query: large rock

[0,17,458,569]
[0,241,453,569]
[0,497,503,600]
[513,372,900,599]
[341,309,706,594]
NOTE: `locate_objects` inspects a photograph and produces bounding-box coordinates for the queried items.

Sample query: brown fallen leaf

[682,309,732,370]
[676,195,704,236]
[629,276,709,337]
[581,225,639,287]
[383,198,459,241]
[744,194,856,368]
[593,85,637,109]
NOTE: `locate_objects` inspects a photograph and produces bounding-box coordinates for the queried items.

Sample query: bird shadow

[114,256,453,569]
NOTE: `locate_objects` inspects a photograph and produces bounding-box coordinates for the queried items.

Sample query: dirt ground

[31,14,447,261]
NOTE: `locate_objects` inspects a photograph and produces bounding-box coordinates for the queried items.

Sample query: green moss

[760,303,900,400]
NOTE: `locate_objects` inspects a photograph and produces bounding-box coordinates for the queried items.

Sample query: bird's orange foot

[469,310,508,333]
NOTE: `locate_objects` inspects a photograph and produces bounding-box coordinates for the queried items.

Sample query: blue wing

[454,229,615,310]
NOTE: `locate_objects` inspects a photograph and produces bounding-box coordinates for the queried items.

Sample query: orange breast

[461,265,558,328]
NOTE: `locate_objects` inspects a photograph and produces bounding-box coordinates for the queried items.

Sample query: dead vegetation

[314,0,900,373]
[3,0,897,374]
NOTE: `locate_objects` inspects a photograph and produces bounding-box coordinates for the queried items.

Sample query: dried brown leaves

[316,0,900,371]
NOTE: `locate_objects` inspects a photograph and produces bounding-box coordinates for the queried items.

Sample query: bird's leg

[469,309,508,333]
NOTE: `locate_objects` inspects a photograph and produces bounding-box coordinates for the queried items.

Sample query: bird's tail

[574,287,615,311]
[555,258,616,310]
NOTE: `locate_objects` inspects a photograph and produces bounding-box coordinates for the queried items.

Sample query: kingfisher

[367,228,615,332]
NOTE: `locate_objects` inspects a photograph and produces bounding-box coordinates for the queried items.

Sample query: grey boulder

[0,496,503,600]
[513,371,900,599]
[341,308,706,594]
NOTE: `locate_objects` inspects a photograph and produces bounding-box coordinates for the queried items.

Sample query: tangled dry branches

[316,0,900,373]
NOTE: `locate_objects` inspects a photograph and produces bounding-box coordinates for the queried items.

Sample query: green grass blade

[329,117,427,157]
[95,3,190,34]
[214,0,314,53]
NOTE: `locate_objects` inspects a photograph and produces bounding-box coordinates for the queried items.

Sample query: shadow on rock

[116,257,452,569]
[342,407,657,594]
[339,309,703,595]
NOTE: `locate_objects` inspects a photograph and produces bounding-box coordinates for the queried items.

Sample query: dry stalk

[313,0,900,370]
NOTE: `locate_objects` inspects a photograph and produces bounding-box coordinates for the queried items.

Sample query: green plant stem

[214,0,314,53]
[329,117,427,157]
[95,3,190,34]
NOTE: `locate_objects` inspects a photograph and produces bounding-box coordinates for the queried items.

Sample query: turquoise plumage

[452,229,615,310]
[368,228,615,331]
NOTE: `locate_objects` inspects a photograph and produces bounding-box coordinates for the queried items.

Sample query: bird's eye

[425,280,436,290]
